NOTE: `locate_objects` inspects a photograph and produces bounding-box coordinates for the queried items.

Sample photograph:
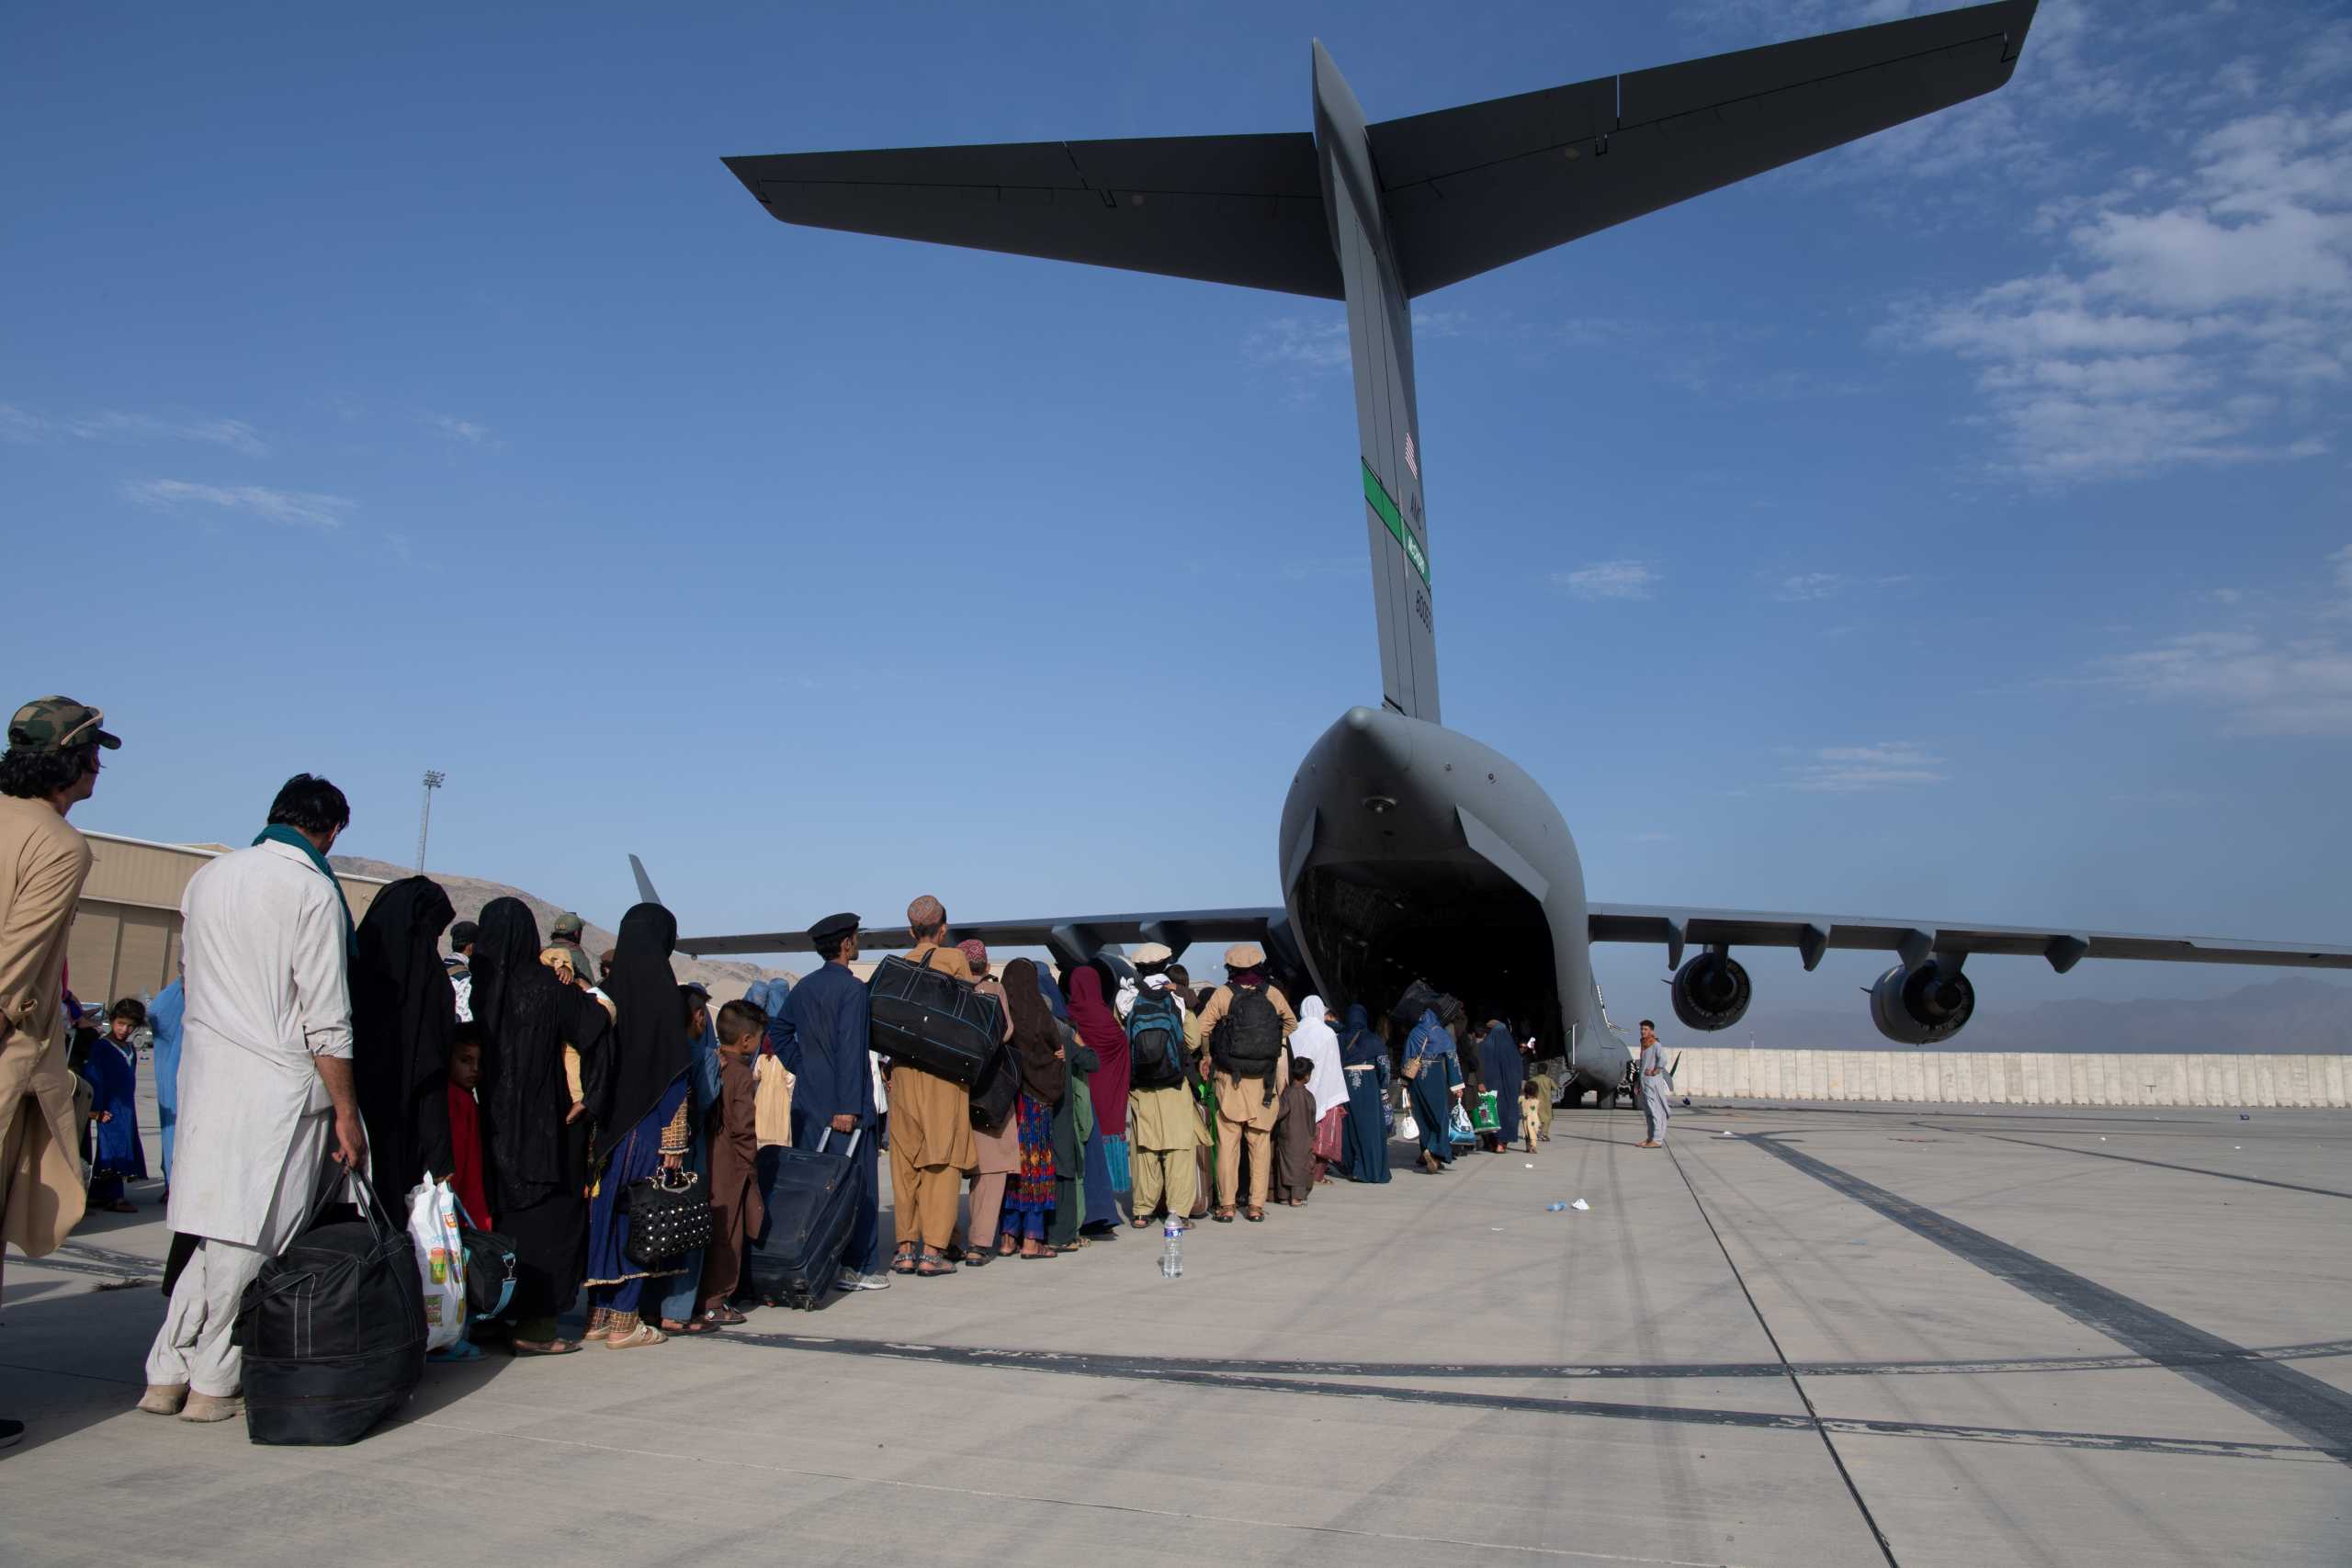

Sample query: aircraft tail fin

[724,0,2040,727]
[628,853,662,908]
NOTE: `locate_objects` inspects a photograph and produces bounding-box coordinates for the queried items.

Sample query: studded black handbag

[621,1168,715,1267]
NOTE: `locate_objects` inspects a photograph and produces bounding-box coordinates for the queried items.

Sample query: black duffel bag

[868,952,1002,1088]
[622,1168,715,1267]
[967,1036,1019,1130]
[235,1177,424,1447]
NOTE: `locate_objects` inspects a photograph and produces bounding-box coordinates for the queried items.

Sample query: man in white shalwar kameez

[141,775,367,1423]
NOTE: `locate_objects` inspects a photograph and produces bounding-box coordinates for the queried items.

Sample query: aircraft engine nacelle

[1869,961,1975,1045]
[1670,952,1751,1032]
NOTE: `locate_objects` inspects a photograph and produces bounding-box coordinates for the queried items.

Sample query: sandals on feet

[1244,1207,1266,1222]
[1021,1244,1058,1259]
[510,1338,582,1357]
[1212,1208,1236,1223]
[915,1253,955,1277]
[605,1324,667,1349]
[890,1246,920,1275]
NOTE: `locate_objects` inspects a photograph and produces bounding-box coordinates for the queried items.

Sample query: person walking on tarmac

[1194,942,1295,1223]
[1635,1020,1671,1148]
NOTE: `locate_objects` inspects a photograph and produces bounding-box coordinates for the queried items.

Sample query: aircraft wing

[1373,0,2037,295]
[721,134,1342,298]
[1586,903,2352,975]
[674,907,1285,960]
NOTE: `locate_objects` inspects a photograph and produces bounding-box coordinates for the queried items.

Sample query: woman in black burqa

[349,875,458,1219]
[580,902,693,1348]
[472,897,611,1356]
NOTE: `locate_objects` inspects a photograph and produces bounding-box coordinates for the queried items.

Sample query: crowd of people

[0,694,1566,1444]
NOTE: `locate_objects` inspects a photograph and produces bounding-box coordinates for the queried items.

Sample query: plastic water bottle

[1160,1215,1184,1279]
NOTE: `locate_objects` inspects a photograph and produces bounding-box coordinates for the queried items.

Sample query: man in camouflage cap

[0,697,119,1450]
[548,910,592,980]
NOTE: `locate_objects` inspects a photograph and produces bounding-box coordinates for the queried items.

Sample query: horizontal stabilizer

[724,134,1341,297]
[1371,0,2037,294]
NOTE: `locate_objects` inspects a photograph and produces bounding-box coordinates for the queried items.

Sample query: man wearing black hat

[768,913,888,1291]
[0,696,117,1450]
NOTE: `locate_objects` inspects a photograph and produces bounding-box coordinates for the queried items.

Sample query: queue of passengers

[0,700,1542,1435]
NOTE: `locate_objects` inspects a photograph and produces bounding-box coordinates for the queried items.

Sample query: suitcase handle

[819,1126,864,1159]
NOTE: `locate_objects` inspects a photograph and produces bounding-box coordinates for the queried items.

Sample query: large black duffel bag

[867,953,1001,1087]
[234,1178,425,1446]
[967,1036,1019,1130]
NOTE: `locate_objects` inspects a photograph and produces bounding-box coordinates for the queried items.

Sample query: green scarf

[254,824,356,955]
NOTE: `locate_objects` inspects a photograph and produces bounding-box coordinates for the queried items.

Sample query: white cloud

[1883,85,2352,480]
[424,412,496,446]
[123,479,354,529]
[2088,545,2352,733]
[2093,629,2352,735]
[1766,570,1910,602]
[1786,741,1946,792]
[2,402,267,456]
[1245,314,1351,372]
[1555,559,1659,601]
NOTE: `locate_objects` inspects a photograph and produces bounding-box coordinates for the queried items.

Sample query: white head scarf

[1291,996,1348,1121]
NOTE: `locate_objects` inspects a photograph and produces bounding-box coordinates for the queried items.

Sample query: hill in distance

[330,855,797,1000]
[1714,975,2352,1054]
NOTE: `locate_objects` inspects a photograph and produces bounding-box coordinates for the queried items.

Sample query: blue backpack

[1125,987,1189,1089]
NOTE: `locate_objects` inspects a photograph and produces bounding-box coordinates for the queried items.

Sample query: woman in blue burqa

[1401,989,1464,1175]
[1337,1004,1390,1184]
[582,903,693,1349]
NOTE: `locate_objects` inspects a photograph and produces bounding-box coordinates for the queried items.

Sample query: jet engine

[1670,951,1751,1032]
[1869,961,1975,1044]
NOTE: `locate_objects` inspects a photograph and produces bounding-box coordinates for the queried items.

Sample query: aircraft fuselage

[1281,706,1630,1091]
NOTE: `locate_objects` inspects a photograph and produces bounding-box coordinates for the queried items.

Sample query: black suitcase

[235,1180,425,1446]
[867,953,1001,1087]
[749,1128,864,1309]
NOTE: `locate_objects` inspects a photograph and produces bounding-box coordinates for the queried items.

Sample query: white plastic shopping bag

[404,1177,467,1352]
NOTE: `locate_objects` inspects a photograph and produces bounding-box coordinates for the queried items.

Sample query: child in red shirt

[445,1025,492,1228]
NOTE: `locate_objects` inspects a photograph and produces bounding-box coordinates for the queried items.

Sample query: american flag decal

[1404,432,1419,480]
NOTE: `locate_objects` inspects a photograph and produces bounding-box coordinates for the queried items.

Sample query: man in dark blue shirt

[772,912,887,1290]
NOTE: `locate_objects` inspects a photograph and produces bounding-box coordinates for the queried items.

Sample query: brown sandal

[1244,1206,1265,1222]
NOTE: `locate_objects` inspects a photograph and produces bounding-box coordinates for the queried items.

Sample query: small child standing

[698,1000,769,1325]
[1272,1058,1318,1206]
[79,998,150,1213]
[1520,1077,1543,1155]
[445,1024,492,1228]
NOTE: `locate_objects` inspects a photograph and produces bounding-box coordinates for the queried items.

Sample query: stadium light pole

[416,769,445,873]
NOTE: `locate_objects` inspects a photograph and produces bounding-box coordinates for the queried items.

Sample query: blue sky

[6,1,2347,1029]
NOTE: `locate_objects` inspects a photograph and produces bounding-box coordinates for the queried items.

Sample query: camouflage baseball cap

[8,696,120,753]
[550,910,584,939]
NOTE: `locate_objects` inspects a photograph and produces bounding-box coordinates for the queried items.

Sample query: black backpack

[1126,987,1189,1090]
[1211,986,1283,1082]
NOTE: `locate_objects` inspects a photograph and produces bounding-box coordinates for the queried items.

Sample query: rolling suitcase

[867,953,1001,1087]
[235,1176,426,1446]
[750,1128,864,1309]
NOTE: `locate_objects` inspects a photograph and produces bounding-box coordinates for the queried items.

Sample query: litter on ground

[1569,1198,1590,1212]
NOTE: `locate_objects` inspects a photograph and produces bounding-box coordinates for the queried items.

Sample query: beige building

[65,830,390,1010]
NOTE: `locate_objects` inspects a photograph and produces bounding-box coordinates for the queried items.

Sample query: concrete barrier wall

[1670,1050,2350,1107]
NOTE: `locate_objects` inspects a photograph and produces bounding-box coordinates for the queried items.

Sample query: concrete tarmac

[5,1088,2347,1566]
